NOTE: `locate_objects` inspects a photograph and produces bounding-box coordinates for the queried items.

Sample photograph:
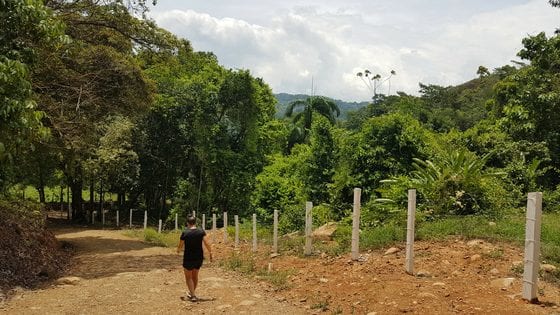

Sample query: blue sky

[148,0,559,101]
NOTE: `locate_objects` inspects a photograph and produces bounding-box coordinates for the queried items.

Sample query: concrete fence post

[235,215,239,248]
[129,209,133,228]
[116,210,119,227]
[143,211,147,230]
[202,214,206,231]
[212,213,217,231]
[405,189,416,275]
[175,213,178,230]
[273,210,279,254]
[252,213,257,252]
[304,202,313,256]
[158,219,162,233]
[522,192,543,303]
[351,188,362,260]
[223,212,228,242]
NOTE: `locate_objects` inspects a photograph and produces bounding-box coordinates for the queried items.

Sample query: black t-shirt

[180,228,206,261]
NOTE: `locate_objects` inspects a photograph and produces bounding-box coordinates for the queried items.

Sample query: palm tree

[285,96,340,147]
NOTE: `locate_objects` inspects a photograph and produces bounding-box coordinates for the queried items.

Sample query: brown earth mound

[0,201,71,294]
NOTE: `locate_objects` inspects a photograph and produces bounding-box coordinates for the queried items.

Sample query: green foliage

[96,116,139,200]
[544,184,560,212]
[305,116,335,204]
[493,32,560,187]
[312,204,336,227]
[331,113,431,213]
[410,148,510,216]
[0,0,65,185]
[251,150,307,230]
[221,253,256,274]
[285,96,340,148]
[123,228,180,247]
[360,176,411,227]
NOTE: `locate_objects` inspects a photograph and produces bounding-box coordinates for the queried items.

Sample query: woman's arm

[203,236,213,262]
[176,239,184,254]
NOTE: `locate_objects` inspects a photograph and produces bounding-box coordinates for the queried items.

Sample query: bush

[409,148,512,217]
[543,184,560,212]
[278,204,306,234]
[312,203,336,227]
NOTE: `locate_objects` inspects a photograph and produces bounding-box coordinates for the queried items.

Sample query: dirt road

[0,228,305,315]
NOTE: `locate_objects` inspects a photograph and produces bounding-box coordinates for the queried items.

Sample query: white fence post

[235,215,239,248]
[304,201,313,256]
[175,213,178,230]
[202,214,206,231]
[212,213,217,231]
[129,209,133,228]
[405,189,416,275]
[116,210,119,227]
[273,210,279,254]
[252,213,257,252]
[192,210,196,219]
[351,188,362,260]
[223,212,228,242]
[158,219,162,233]
[143,211,147,230]
[522,192,543,302]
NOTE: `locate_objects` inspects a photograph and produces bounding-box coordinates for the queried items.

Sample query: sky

[148,0,559,102]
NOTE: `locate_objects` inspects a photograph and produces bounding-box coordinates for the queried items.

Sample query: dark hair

[186,216,196,226]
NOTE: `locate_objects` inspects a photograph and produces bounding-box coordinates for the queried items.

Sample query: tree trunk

[98,180,104,221]
[60,185,64,212]
[37,167,46,204]
[89,179,94,214]
[70,179,83,221]
[118,192,125,209]
[37,186,46,204]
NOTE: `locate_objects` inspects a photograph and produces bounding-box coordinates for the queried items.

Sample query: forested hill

[274,93,369,119]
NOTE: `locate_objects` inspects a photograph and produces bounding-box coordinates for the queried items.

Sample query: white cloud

[151,0,559,101]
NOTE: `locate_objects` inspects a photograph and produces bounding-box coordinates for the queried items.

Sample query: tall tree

[31,0,176,219]
[285,96,340,148]
[492,32,560,187]
[0,0,65,189]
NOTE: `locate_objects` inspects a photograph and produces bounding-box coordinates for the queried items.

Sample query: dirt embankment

[0,202,71,296]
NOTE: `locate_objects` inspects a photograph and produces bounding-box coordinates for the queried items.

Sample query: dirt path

[0,228,306,315]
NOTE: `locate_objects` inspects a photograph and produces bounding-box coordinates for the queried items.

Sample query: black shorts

[183,260,203,270]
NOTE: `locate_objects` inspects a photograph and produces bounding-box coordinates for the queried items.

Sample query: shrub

[410,148,511,217]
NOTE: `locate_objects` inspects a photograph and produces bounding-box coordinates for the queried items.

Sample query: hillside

[274,93,370,120]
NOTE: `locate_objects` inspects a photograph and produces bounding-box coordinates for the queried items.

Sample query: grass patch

[257,269,293,290]
[220,253,293,290]
[311,299,329,312]
[483,248,505,260]
[122,228,180,247]
[279,234,305,255]
[220,253,256,274]
[230,221,273,245]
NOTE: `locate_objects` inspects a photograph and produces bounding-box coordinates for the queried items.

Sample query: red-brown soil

[1,227,559,315]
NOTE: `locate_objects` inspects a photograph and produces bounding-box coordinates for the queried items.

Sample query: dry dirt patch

[0,228,304,315]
